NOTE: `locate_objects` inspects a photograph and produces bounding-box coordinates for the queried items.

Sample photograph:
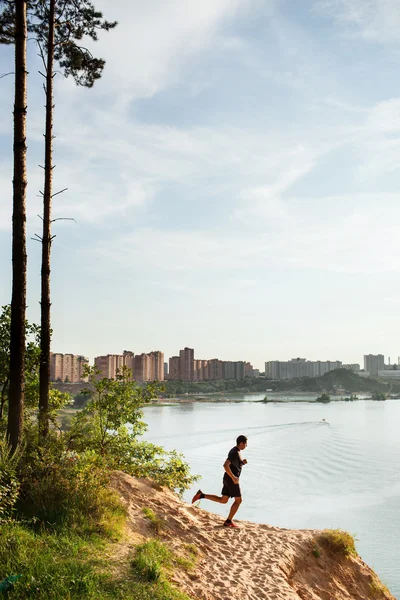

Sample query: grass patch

[0,516,194,599]
[0,522,115,598]
[0,524,193,599]
[316,529,357,557]
[174,543,199,572]
[312,544,321,558]
[131,540,195,598]
[142,507,165,535]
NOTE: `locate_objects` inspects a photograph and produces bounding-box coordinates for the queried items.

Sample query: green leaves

[0,305,42,421]
[0,434,21,522]
[67,368,198,494]
[30,0,117,87]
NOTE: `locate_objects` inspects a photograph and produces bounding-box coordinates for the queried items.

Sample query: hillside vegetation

[161,369,399,396]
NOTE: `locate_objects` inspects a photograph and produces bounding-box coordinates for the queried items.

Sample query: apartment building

[192,359,252,381]
[150,351,164,381]
[50,353,89,383]
[193,359,208,381]
[169,356,180,380]
[134,351,164,382]
[364,354,384,376]
[94,354,125,379]
[93,351,136,380]
[179,347,194,381]
[123,350,135,376]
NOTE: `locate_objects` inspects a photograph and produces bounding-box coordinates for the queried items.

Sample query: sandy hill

[111,472,395,600]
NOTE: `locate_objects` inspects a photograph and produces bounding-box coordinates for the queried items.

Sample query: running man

[191,435,248,528]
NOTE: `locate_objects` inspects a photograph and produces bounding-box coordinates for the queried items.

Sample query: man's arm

[223,459,239,484]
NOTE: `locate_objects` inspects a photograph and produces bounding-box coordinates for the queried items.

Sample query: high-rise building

[192,359,252,381]
[149,350,164,381]
[168,351,253,382]
[169,356,180,380]
[133,351,164,382]
[207,359,223,380]
[123,350,135,380]
[50,353,89,383]
[221,361,247,380]
[133,354,149,383]
[364,354,384,376]
[94,354,126,379]
[179,347,194,381]
[94,352,138,380]
[164,362,168,378]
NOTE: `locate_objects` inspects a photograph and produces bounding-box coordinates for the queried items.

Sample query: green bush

[0,435,20,522]
[16,432,125,534]
[316,529,357,557]
[68,368,198,495]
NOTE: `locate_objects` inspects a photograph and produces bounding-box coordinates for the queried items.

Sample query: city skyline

[2,1,400,366]
[50,346,400,376]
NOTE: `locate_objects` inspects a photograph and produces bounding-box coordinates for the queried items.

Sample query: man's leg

[192,490,229,504]
[226,496,242,521]
[203,494,229,504]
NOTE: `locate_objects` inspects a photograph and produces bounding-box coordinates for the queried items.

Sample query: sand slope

[111,472,395,600]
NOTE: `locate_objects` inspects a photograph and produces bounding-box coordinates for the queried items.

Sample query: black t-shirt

[225,446,243,478]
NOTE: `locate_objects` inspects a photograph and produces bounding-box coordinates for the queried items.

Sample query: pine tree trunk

[39,0,56,440]
[7,0,28,452]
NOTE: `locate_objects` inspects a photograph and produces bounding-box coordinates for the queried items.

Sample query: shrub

[316,529,357,557]
[16,432,125,534]
[0,435,20,522]
[118,441,199,496]
[68,368,199,495]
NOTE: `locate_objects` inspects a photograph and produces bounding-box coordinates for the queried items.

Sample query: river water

[143,396,400,598]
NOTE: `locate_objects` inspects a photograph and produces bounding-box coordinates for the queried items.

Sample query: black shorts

[221,477,241,498]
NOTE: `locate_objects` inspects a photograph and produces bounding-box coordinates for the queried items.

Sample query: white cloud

[366,99,400,133]
[318,0,400,43]
[91,191,400,277]
[92,0,260,100]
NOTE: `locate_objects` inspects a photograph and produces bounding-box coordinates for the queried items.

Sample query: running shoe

[223,521,240,528]
[191,489,203,504]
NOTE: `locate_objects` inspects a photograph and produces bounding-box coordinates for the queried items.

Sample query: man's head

[236,435,248,450]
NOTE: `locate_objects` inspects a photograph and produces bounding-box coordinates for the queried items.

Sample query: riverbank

[112,471,395,600]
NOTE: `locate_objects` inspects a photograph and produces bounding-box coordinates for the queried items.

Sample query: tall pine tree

[31,0,116,438]
[0,0,28,451]
[1,1,117,440]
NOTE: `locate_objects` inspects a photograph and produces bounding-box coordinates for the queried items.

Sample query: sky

[1,0,400,370]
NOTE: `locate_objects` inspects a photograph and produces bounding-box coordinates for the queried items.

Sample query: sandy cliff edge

[110,471,395,600]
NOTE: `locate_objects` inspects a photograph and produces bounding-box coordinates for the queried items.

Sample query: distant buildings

[343,364,360,372]
[179,347,194,381]
[377,369,400,379]
[363,354,384,376]
[94,353,129,379]
[362,354,400,378]
[169,356,180,380]
[265,358,342,380]
[50,353,89,383]
[94,350,164,382]
[50,346,400,384]
[166,347,254,381]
